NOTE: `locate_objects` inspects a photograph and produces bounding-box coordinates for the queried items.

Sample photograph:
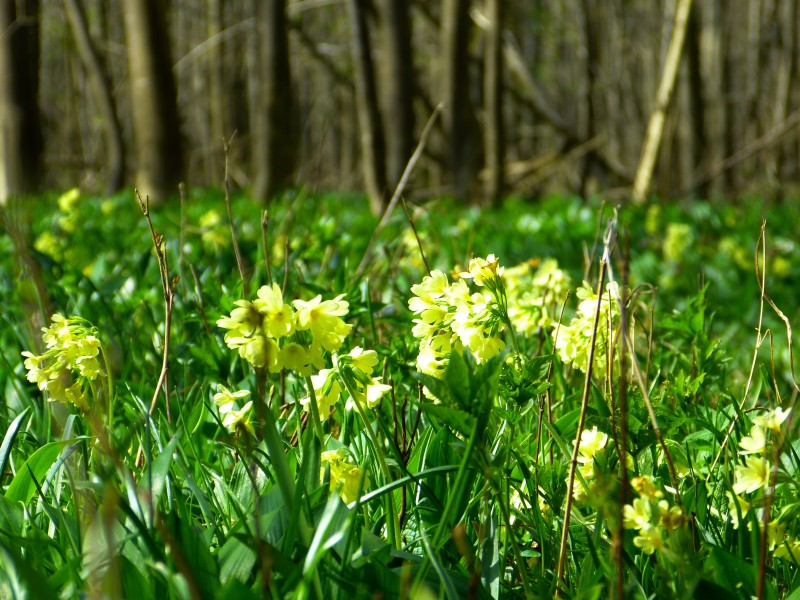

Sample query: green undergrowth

[1,188,800,599]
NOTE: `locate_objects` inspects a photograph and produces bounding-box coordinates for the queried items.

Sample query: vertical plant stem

[556,256,607,594]
[303,376,327,442]
[340,377,401,549]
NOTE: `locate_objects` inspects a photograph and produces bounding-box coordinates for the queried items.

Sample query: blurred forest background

[2,0,799,212]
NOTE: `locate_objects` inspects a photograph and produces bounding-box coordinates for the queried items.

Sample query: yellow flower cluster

[571,426,608,501]
[299,347,392,422]
[217,283,352,375]
[321,448,368,504]
[213,385,254,436]
[623,475,683,554]
[22,314,104,411]
[503,258,571,337]
[408,255,506,378]
[554,281,622,375]
[732,407,790,496]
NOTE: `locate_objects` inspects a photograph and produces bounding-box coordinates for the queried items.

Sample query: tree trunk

[64,0,125,193]
[122,0,183,201]
[631,0,693,203]
[441,0,476,199]
[347,0,388,215]
[482,0,504,205]
[0,0,42,204]
[252,0,295,203]
[378,0,414,191]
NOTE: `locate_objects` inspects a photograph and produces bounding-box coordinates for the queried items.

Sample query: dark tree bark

[441,0,477,199]
[122,0,183,201]
[64,0,125,193]
[0,0,42,203]
[483,0,504,205]
[348,0,388,215]
[252,0,295,203]
[686,0,708,197]
[378,0,414,190]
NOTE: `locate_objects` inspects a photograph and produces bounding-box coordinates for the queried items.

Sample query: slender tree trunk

[252,0,295,203]
[122,0,183,201]
[64,0,125,193]
[378,0,414,191]
[347,0,388,215]
[579,0,601,197]
[631,0,694,203]
[0,0,42,204]
[483,0,504,205]
[685,0,708,197]
[441,0,476,199]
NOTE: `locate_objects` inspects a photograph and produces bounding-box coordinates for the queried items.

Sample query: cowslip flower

[733,455,771,495]
[300,369,342,422]
[555,281,622,375]
[22,314,104,411]
[576,426,608,463]
[253,283,295,339]
[738,425,766,455]
[293,294,352,352]
[321,449,368,504]
[725,492,750,529]
[633,526,664,554]
[754,407,791,432]
[214,385,254,436]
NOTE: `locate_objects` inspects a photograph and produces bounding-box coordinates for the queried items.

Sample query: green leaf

[0,407,30,479]
[219,532,257,585]
[0,540,57,600]
[5,440,73,505]
[444,350,471,410]
[420,404,475,437]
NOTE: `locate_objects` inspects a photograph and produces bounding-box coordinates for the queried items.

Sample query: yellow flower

[300,369,341,422]
[725,492,750,529]
[293,294,352,352]
[321,449,368,503]
[754,407,791,433]
[630,476,664,499]
[623,498,652,530]
[213,385,251,409]
[222,401,255,436]
[348,347,379,376]
[738,425,766,455]
[253,283,295,339]
[57,188,80,212]
[217,300,262,338]
[733,455,771,495]
[633,525,664,554]
[346,376,391,410]
[239,336,281,371]
[280,343,315,377]
[459,254,503,287]
[576,426,608,463]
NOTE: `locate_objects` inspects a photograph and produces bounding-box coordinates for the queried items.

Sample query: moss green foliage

[2,189,800,598]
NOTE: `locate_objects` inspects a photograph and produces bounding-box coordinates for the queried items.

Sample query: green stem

[303,376,327,442]
[260,390,324,599]
[340,377,402,549]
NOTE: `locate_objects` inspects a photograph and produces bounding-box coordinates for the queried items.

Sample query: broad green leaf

[5,440,72,505]
[219,533,257,585]
[420,403,475,437]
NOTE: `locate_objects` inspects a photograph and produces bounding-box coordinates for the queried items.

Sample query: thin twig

[354,104,443,281]
[556,218,615,594]
[262,209,273,285]
[707,223,768,480]
[400,197,431,274]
